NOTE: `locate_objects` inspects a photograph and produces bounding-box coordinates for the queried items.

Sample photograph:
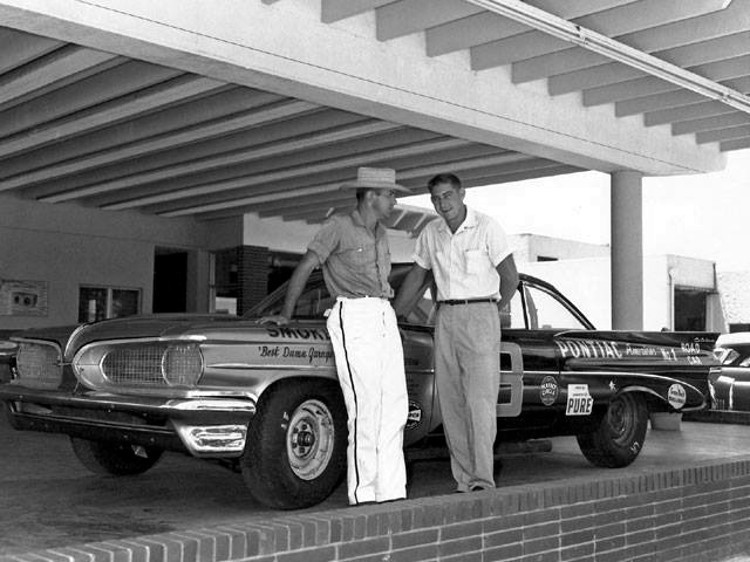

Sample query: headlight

[162,344,204,386]
[13,340,62,389]
[75,340,204,390]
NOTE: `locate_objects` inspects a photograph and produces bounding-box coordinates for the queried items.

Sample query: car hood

[8,314,251,358]
[11,324,81,350]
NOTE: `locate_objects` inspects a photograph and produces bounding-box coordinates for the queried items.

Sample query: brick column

[237,245,270,315]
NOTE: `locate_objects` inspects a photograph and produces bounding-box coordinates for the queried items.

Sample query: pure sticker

[566,384,593,416]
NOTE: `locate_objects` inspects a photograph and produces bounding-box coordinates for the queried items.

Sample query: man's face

[430,182,465,222]
[371,188,397,218]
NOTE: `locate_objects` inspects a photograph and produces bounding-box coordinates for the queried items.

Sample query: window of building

[674,288,707,331]
[78,286,140,323]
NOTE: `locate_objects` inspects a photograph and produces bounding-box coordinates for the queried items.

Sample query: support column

[611,170,643,330]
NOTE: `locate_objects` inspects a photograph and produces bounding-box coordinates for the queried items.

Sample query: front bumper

[0,384,256,458]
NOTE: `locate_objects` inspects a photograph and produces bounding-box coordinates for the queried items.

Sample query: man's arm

[496,254,519,307]
[393,263,429,318]
[260,250,319,325]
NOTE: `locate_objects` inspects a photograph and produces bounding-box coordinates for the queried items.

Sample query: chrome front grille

[15,341,63,389]
[82,341,204,389]
[102,345,166,386]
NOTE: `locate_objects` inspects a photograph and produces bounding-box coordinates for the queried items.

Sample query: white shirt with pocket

[413,206,511,301]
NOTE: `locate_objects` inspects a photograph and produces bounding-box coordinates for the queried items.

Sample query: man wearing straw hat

[260,167,411,506]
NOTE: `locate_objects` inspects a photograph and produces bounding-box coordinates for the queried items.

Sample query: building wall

[521,254,718,331]
[718,271,750,330]
[0,195,215,330]
[510,233,610,263]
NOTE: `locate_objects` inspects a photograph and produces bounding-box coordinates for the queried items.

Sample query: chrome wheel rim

[286,399,336,480]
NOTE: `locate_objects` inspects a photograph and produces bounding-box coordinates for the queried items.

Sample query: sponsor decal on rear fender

[540,376,559,406]
[667,383,687,409]
[566,384,593,416]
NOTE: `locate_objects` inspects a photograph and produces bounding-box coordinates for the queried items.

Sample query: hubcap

[286,399,336,481]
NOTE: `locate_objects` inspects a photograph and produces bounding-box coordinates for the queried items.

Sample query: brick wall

[238,245,270,314]
[6,457,750,562]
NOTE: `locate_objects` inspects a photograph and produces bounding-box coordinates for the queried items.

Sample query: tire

[70,437,163,476]
[241,381,347,510]
[576,392,648,468]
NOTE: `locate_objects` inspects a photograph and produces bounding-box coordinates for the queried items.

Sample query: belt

[437,298,498,306]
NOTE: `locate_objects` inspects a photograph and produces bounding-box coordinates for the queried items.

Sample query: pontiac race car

[0,265,719,509]
[709,332,750,411]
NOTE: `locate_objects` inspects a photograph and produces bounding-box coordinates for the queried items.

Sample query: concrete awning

[0,0,747,225]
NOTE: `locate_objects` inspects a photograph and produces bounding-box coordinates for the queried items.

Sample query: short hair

[427,173,462,193]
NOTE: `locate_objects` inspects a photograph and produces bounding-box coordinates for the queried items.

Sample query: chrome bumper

[0,384,256,457]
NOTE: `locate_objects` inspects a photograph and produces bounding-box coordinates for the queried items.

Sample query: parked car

[0,266,719,509]
[709,332,750,411]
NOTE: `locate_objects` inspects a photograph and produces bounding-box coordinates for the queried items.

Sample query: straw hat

[340,167,411,194]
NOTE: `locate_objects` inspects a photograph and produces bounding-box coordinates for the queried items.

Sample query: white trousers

[327,297,408,505]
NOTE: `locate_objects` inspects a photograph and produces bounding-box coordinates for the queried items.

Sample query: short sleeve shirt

[414,207,511,301]
[307,210,394,299]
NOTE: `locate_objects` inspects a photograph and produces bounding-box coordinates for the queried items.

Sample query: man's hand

[258,314,289,326]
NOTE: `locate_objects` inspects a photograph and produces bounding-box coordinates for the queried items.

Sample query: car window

[503,289,527,329]
[249,276,334,319]
[295,287,335,318]
[250,269,433,322]
[522,283,589,331]
[407,286,436,325]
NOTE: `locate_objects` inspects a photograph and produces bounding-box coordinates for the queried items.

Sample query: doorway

[153,248,188,313]
[674,288,707,331]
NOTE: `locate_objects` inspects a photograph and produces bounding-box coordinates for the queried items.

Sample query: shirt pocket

[464,249,488,274]
[339,245,373,268]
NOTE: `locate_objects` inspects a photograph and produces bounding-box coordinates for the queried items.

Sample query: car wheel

[576,392,648,468]
[70,437,163,476]
[241,381,347,510]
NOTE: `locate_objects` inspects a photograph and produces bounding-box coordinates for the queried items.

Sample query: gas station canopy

[0,0,748,226]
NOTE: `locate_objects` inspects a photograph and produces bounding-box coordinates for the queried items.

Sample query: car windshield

[245,265,434,324]
[245,264,594,331]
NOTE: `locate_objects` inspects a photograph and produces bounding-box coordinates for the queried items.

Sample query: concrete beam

[0,0,727,176]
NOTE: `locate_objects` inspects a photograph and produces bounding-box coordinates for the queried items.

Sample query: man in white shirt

[395,173,518,493]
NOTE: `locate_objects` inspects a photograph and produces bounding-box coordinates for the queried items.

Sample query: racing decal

[265,327,330,341]
[539,376,559,406]
[556,339,622,360]
[257,344,335,365]
[566,384,593,416]
[556,338,703,364]
[667,383,687,409]
[406,401,423,430]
